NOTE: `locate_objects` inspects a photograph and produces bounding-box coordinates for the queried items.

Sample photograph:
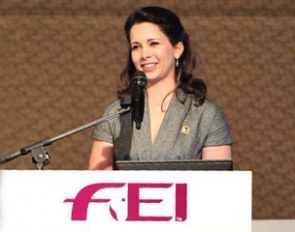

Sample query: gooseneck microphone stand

[0,103,131,170]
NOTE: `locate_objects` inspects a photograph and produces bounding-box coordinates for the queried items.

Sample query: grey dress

[93,89,233,161]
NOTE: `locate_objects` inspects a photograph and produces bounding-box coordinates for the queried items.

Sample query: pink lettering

[64,182,187,222]
[127,183,173,221]
[175,183,187,221]
[64,183,125,220]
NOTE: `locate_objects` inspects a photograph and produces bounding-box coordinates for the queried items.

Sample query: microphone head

[131,71,147,87]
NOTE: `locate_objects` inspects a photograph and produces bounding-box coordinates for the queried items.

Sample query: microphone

[131,71,147,130]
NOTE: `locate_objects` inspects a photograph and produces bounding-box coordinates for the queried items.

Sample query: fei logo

[64,182,187,222]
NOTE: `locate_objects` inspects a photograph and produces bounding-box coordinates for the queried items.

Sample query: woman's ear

[174,41,184,59]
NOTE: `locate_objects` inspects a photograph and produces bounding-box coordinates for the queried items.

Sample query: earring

[175,58,179,68]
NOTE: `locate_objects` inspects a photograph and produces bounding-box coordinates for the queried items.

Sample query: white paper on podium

[0,170,252,232]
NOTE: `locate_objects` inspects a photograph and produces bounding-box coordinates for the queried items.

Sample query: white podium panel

[0,170,252,232]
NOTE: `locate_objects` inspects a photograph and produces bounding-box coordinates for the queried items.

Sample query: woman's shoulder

[177,89,223,116]
[101,99,123,115]
[186,96,226,122]
[187,95,221,112]
[198,98,229,127]
[201,98,222,112]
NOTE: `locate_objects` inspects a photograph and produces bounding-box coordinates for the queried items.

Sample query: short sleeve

[203,103,233,146]
[92,101,121,144]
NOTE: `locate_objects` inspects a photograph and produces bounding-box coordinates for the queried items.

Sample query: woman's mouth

[141,62,157,72]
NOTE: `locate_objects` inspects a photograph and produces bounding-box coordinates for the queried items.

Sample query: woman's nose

[141,46,151,59]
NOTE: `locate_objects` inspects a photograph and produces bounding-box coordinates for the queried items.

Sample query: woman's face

[129,22,183,86]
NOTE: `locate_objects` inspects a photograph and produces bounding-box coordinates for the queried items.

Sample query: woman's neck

[146,79,176,110]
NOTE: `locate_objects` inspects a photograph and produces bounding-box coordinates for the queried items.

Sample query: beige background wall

[0,0,294,219]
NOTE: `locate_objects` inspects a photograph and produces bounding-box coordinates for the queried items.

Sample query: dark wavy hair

[118,6,207,106]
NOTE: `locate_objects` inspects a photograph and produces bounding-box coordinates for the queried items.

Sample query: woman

[89,6,233,170]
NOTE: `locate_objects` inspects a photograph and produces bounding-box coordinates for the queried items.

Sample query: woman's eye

[131,45,139,50]
[150,41,159,46]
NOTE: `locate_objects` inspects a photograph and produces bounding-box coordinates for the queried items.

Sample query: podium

[0,170,252,232]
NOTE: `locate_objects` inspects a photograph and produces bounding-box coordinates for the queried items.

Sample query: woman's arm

[202,145,231,160]
[88,140,114,170]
